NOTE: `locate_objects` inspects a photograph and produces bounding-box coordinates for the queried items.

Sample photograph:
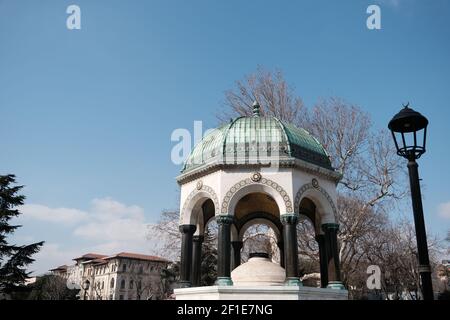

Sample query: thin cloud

[21,204,88,225]
[21,197,161,275]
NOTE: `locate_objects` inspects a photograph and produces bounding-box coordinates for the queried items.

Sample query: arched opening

[232,192,283,269]
[227,183,288,218]
[297,197,323,288]
[234,192,280,220]
[200,216,218,286]
[201,199,216,228]
[191,197,215,234]
[180,188,217,226]
[187,198,218,288]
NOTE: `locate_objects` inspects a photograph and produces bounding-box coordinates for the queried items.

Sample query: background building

[50,252,170,300]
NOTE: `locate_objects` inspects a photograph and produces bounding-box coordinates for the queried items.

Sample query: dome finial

[252,100,261,117]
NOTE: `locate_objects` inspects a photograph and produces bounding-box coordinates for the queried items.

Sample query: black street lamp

[82,280,90,300]
[388,103,433,300]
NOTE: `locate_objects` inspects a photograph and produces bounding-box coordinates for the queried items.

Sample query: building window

[109,294,113,300]
[120,279,126,289]
[110,278,115,289]
[101,281,104,289]
[139,266,143,274]
[122,264,126,272]
[129,280,134,289]
[119,295,124,300]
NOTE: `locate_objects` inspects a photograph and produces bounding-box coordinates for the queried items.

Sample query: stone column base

[215,277,233,286]
[285,277,303,286]
[327,281,346,290]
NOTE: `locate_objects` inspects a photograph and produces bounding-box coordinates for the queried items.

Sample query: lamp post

[82,280,90,300]
[388,103,433,300]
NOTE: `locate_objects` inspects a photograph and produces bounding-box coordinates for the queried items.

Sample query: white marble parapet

[175,285,348,300]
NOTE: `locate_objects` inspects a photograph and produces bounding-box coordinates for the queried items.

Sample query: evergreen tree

[0,174,44,296]
[160,261,180,298]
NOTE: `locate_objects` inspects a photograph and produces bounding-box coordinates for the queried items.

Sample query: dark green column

[277,241,285,268]
[231,241,243,270]
[322,223,345,290]
[179,224,196,288]
[191,235,204,287]
[281,214,302,286]
[216,215,233,286]
[315,234,328,288]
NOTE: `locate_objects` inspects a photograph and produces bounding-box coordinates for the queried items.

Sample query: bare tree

[28,274,78,300]
[241,224,279,263]
[128,274,160,300]
[306,97,370,185]
[147,210,181,261]
[446,230,450,254]
[220,66,305,125]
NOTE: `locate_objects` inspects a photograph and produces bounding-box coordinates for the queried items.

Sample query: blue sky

[1,0,449,274]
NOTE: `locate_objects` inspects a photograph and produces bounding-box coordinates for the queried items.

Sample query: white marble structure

[175,102,347,299]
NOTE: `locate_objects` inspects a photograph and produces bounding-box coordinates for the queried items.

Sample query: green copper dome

[182,104,332,173]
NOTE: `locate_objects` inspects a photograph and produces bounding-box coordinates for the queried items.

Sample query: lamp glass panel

[403,131,416,150]
[415,127,426,149]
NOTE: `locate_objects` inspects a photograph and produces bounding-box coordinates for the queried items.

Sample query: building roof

[181,103,333,173]
[82,258,108,266]
[103,252,170,263]
[49,265,68,272]
[73,253,108,261]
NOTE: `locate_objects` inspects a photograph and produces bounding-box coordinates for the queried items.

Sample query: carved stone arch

[221,177,293,215]
[294,182,338,222]
[180,184,220,225]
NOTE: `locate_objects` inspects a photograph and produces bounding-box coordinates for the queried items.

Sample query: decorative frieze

[221,175,293,214]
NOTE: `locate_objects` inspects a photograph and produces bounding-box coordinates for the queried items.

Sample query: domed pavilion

[175,102,346,299]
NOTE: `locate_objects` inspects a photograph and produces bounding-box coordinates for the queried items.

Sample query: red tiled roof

[104,252,170,263]
[82,258,108,265]
[73,253,108,261]
[49,265,68,271]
